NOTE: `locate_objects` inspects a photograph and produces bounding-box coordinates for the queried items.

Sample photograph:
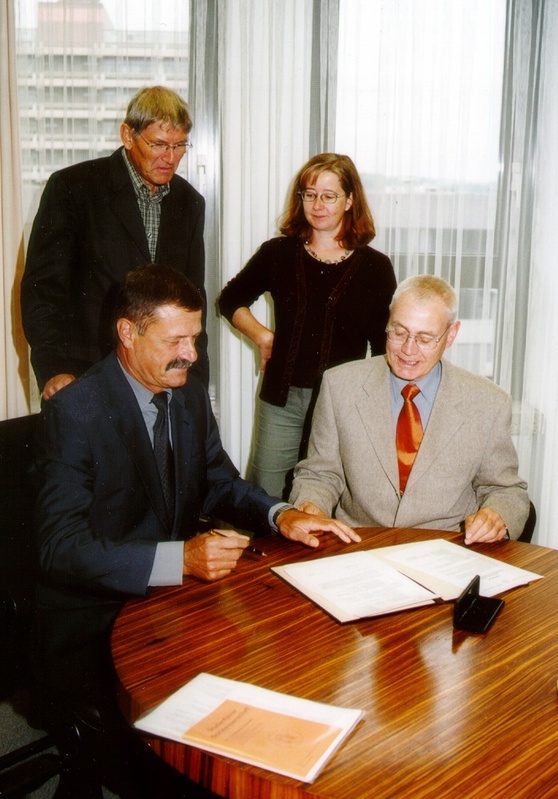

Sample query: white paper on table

[134,673,364,783]
[376,538,543,600]
[272,539,543,620]
[272,551,437,622]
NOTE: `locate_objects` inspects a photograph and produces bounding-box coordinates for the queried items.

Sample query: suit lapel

[101,354,171,532]
[108,150,151,262]
[355,360,400,492]
[405,360,464,489]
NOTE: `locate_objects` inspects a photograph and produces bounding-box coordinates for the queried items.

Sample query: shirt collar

[390,361,442,404]
[117,357,171,410]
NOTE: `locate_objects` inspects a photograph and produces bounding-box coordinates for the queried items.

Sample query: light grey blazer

[290,357,529,538]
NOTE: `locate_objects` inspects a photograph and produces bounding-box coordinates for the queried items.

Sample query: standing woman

[218,153,396,499]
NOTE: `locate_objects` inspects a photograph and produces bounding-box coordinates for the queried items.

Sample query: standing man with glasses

[290,275,530,543]
[21,85,209,399]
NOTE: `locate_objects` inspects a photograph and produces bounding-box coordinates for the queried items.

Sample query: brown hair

[114,264,202,336]
[279,153,376,249]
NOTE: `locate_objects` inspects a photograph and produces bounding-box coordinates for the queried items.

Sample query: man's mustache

[166,359,193,371]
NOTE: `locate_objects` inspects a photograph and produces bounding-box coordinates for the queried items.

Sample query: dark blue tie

[151,393,174,523]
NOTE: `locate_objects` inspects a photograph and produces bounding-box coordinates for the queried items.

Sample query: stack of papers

[271,539,543,622]
[135,673,364,783]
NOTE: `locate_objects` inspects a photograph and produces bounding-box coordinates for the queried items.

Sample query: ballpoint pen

[209,529,267,557]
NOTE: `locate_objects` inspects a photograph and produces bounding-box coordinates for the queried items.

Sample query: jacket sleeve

[217,240,275,322]
[365,250,397,355]
[289,371,346,514]
[21,171,82,389]
[199,387,279,535]
[471,390,530,538]
[34,397,159,598]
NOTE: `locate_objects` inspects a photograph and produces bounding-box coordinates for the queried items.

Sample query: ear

[344,192,353,212]
[444,320,461,350]
[120,122,134,151]
[116,317,135,349]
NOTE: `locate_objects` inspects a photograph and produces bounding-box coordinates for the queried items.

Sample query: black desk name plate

[453,575,505,633]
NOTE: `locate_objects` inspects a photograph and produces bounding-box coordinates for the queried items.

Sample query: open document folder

[272,539,543,623]
[134,673,364,783]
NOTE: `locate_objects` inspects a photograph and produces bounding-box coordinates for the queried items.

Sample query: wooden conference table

[111,528,558,799]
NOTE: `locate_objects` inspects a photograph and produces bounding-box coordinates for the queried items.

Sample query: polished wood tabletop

[111,528,558,799]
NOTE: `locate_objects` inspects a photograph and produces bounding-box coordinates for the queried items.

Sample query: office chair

[0,413,103,798]
[518,501,537,544]
[0,414,219,799]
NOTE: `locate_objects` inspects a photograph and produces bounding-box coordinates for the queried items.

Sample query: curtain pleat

[0,0,31,417]
[217,0,314,473]
[516,0,558,547]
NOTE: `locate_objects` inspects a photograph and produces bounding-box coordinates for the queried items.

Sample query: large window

[16,0,190,213]
[13,0,222,402]
[335,0,507,379]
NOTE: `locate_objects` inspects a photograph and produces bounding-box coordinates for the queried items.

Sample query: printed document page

[376,539,543,600]
[272,551,437,622]
[135,673,364,783]
[272,539,543,621]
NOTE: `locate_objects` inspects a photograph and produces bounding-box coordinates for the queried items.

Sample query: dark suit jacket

[21,148,208,389]
[31,352,277,692]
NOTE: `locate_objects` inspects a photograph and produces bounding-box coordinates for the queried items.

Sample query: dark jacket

[21,148,208,388]
[218,237,396,405]
[31,352,277,691]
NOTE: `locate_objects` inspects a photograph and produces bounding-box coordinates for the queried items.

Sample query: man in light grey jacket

[290,275,529,543]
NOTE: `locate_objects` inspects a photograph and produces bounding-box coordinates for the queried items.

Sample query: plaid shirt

[122,149,170,260]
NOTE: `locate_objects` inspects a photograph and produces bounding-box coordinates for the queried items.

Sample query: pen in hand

[209,529,267,557]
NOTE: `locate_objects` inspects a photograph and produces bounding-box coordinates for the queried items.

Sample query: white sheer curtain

[0,0,29,418]
[517,0,558,547]
[336,0,507,384]
[334,0,558,545]
[217,0,314,472]
[11,0,191,413]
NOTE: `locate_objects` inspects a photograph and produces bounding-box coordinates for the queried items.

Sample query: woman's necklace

[304,240,351,265]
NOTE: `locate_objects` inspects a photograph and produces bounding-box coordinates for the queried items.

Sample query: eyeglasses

[386,324,452,351]
[298,190,346,204]
[138,133,193,155]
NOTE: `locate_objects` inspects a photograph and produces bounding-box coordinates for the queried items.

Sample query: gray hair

[390,275,458,323]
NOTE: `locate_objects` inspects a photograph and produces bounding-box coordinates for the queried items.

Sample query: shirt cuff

[269,502,296,531]
[148,541,184,586]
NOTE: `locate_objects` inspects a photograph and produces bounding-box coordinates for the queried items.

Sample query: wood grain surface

[111,528,558,798]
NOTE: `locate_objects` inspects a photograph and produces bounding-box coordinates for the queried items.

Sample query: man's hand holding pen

[182,508,360,583]
[183,529,250,582]
[209,529,267,557]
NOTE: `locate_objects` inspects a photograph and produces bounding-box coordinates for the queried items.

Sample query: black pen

[209,529,267,557]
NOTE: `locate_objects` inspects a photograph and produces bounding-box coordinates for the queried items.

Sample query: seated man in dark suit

[30,264,358,796]
[32,263,359,691]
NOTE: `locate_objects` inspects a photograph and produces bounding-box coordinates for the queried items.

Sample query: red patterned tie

[396,383,424,493]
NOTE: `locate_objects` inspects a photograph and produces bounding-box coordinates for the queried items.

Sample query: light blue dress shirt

[390,361,443,430]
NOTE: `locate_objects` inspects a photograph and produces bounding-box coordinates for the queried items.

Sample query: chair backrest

[518,500,537,544]
[0,413,40,696]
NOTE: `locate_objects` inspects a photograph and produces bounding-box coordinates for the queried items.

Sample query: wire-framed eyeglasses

[386,324,452,351]
[138,133,193,155]
[298,190,346,204]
